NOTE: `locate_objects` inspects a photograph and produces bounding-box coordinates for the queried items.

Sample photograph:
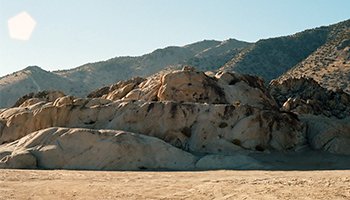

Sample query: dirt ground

[0,169,349,200]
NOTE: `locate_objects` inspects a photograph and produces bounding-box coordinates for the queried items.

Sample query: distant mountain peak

[24,65,42,70]
[23,66,46,73]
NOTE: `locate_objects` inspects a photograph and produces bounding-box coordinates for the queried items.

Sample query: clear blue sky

[1,0,349,76]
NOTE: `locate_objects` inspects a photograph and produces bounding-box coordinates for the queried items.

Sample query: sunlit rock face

[0,99,306,170]
[1,68,349,170]
[0,128,197,170]
[0,99,306,154]
[89,68,277,110]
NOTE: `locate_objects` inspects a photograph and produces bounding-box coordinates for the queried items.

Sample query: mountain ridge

[0,39,251,108]
[0,19,349,108]
[275,19,350,92]
[220,23,333,82]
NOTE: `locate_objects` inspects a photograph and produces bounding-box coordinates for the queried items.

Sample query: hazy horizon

[1,0,350,76]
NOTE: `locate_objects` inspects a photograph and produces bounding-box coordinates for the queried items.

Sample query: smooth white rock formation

[0,127,197,170]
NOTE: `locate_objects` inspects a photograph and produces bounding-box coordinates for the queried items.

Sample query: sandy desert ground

[0,169,349,200]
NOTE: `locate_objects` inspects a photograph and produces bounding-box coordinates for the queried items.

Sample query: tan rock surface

[88,77,146,100]
[0,99,305,154]
[89,69,277,109]
[0,127,196,170]
[1,68,349,170]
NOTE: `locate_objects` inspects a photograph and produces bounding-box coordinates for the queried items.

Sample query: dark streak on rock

[218,122,228,128]
[84,120,96,125]
[181,127,192,137]
[170,103,178,118]
[255,145,265,152]
[223,105,236,120]
[147,102,155,112]
[232,139,241,146]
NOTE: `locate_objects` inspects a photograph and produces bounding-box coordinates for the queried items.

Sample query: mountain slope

[55,39,251,89]
[220,22,337,82]
[275,20,350,93]
[0,66,85,108]
[184,39,251,71]
[0,39,250,108]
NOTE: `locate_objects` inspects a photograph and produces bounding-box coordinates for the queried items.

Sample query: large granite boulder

[300,115,350,155]
[0,127,196,170]
[88,77,146,100]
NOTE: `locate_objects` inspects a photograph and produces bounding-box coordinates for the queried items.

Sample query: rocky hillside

[0,66,86,108]
[1,68,350,170]
[0,39,250,108]
[221,19,350,82]
[276,20,350,93]
[55,39,250,89]
[183,39,251,71]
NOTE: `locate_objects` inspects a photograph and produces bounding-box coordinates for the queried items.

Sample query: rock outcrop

[300,115,350,155]
[269,76,350,156]
[12,90,66,108]
[0,98,305,154]
[88,69,277,109]
[269,77,350,119]
[0,127,196,170]
[87,77,146,100]
[1,67,350,170]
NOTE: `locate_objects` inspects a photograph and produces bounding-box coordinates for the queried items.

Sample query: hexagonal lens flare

[8,11,36,41]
